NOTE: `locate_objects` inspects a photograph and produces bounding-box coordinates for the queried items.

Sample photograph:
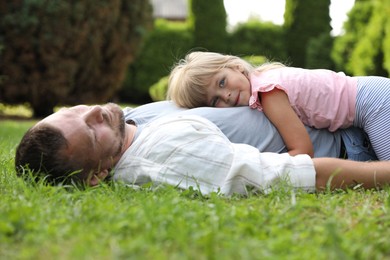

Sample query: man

[15,103,390,196]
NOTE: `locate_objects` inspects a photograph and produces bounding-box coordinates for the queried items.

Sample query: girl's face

[206,68,251,107]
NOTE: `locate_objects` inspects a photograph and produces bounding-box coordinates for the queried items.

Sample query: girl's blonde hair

[167,51,254,108]
[167,51,286,108]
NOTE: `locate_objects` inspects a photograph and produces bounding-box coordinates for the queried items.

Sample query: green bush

[242,55,267,67]
[348,0,388,76]
[284,0,331,67]
[228,20,287,62]
[331,1,374,75]
[332,0,390,77]
[149,76,169,101]
[305,33,335,69]
[120,19,193,104]
[0,0,152,117]
[189,0,227,52]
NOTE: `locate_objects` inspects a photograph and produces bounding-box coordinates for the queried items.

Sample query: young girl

[167,51,390,160]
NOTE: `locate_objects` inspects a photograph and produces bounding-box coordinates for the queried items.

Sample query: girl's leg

[339,127,378,161]
[313,158,390,190]
[354,76,390,160]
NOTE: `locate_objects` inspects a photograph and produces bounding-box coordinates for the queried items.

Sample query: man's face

[39,103,126,174]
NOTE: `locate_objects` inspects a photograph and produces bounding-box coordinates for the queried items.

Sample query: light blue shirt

[123,101,341,158]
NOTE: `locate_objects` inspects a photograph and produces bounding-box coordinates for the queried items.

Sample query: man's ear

[88,169,109,186]
[237,64,244,72]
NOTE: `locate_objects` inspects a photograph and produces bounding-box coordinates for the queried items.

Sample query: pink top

[249,67,358,132]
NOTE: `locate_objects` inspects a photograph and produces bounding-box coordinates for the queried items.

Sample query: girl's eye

[219,78,225,88]
[210,97,219,107]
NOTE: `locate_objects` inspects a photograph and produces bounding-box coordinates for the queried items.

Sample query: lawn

[1,119,390,259]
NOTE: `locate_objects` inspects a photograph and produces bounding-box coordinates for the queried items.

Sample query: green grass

[1,119,390,259]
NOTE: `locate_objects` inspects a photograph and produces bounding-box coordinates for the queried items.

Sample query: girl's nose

[223,91,231,103]
[215,91,231,108]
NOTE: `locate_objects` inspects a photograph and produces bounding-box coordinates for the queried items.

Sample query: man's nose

[84,106,104,124]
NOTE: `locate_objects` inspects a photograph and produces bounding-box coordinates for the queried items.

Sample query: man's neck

[124,123,137,151]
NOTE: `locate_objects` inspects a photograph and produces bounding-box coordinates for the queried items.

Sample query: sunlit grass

[0,103,33,118]
[1,119,390,259]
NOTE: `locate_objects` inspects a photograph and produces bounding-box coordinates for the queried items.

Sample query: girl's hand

[261,88,314,157]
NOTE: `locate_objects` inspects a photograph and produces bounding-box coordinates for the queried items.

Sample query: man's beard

[108,103,126,158]
[116,110,126,157]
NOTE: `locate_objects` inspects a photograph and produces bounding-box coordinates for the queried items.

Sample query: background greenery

[0,0,152,117]
[1,120,390,259]
[2,0,390,117]
[2,1,390,258]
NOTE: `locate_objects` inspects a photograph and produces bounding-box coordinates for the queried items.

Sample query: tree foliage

[0,0,152,117]
[333,0,390,76]
[331,1,374,74]
[189,0,227,52]
[284,0,331,67]
[120,19,193,104]
[305,33,335,69]
[228,20,287,62]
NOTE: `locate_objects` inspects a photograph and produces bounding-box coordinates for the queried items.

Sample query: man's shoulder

[123,101,185,125]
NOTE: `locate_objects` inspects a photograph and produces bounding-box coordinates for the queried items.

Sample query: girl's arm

[261,88,314,157]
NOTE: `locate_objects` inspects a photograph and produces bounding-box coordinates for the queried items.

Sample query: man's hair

[167,51,254,108]
[15,124,85,185]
